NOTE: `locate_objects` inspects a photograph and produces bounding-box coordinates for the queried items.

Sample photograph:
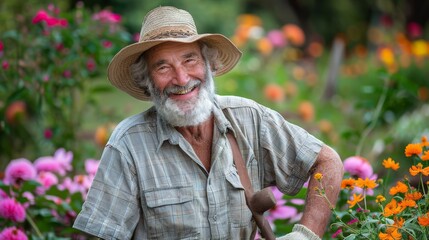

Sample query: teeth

[176,88,192,95]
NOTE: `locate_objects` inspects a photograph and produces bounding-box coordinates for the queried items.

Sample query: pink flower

[332,228,342,238]
[92,10,121,24]
[343,156,374,179]
[62,70,72,78]
[0,227,28,240]
[4,158,36,185]
[34,148,72,176]
[0,41,3,52]
[267,30,286,48]
[36,171,59,194]
[2,60,9,70]
[85,159,100,176]
[86,58,96,72]
[32,10,68,28]
[266,187,298,222]
[102,40,112,48]
[32,10,50,24]
[407,22,422,38]
[43,128,53,139]
[0,198,26,222]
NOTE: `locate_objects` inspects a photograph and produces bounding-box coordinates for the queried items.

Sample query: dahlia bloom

[0,226,28,240]
[3,158,36,185]
[0,198,26,222]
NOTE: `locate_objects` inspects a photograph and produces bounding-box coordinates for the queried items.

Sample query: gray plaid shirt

[73,95,323,239]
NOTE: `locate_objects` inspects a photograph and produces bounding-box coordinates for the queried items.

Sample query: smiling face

[145,41,216,127]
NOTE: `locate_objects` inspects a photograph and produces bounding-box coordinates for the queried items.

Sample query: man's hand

[277,224,321,240]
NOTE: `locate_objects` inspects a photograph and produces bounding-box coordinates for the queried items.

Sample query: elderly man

[73,6,343,240]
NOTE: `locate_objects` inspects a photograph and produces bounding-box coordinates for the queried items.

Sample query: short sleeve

[260,107,323,195]
[73,145,140,239]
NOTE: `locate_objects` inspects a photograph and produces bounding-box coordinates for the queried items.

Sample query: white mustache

[164,80,200,95]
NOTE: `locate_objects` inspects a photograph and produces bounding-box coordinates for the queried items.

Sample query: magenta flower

[32,10,68,27]
[2,60,9,70]
[0,40,3,52]
[267,30,286,48]
[343,156,374,179]
[36,171,59,194]
[85,159,100,176]
[266,187,298,223]
[86,58,96,72]
[92,10,121,24]
[4,158,36,185]
[43,128,53,139]
[0,227,28,240]
[102,40,112,48]
[332,228,342,238]
[34,148,72,176]
[0,198,26,222]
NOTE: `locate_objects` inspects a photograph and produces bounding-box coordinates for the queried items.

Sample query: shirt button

[213,215,217,221]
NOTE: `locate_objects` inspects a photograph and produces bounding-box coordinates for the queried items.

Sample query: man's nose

[172,65,190,86]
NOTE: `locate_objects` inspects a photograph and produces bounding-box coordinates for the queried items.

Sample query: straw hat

[107,6,242,101]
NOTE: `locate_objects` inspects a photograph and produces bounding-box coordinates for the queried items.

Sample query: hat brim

[107,34,242,101]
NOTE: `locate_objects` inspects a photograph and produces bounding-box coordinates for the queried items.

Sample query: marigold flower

[341,178,355,190]
[409,163,429,176]
[405,143,422,157]
[405,191,423,201]
[376,195,386,203]
[282,24,305,46]
[355,177,377,189]
[298,101,314,122]
[378,227,402,240]
[383,199,405,217]
[418,213,429,226]
[382,157,400,170]
[389,181,408,195]
[257,38,273,56]
[314,173,323,181]
[347,193,364,208]
[422,136,429,146]
[400,199,416,208]
[393,217,405,228]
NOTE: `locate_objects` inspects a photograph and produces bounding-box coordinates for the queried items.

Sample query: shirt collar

[154,95,234,151]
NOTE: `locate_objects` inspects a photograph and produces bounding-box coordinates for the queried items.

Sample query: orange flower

[405,191,423,201]
[393,217,405,228]
[263,83,285,102]
[422,136,429,146]
[282,24,305,46]
[409,163,429,176]
[257,38,273,56]
[382,157,400,170]
[355,177,377,190]
[383,199,405,217]
[314,173,323,181]
[378,46,395,66]
[399,199,416,208]
[405,143,423,157]
[347,193,364,208]
[341,178,355,190]
[418,213,429,226]
[389,181,408,195]
[378,227,402,240]
[298,101,314,122]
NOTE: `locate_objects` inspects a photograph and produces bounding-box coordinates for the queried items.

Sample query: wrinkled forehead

[145,41,202,59]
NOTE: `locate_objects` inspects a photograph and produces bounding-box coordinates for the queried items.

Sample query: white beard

[149,68,215,127]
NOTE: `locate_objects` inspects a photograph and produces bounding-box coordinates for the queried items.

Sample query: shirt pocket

[144,186,199,239]
[225,167,253,228]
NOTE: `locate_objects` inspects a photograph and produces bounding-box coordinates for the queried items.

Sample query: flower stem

[26,211,43,238]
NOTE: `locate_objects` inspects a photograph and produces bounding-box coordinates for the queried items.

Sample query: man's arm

[300,144,344,237]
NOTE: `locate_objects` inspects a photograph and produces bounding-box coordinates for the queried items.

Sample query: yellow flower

[382,157,400,170]
[422,150,429,161]
[347,193,364,208]
[341,178,355,190]
[376,195,386,203]
[355,177,377,189]
[405,143,422,157]
[314,173,323,181]
[412,40,428,57]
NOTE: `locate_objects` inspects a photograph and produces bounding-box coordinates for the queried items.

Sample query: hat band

[145,30,195,41]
